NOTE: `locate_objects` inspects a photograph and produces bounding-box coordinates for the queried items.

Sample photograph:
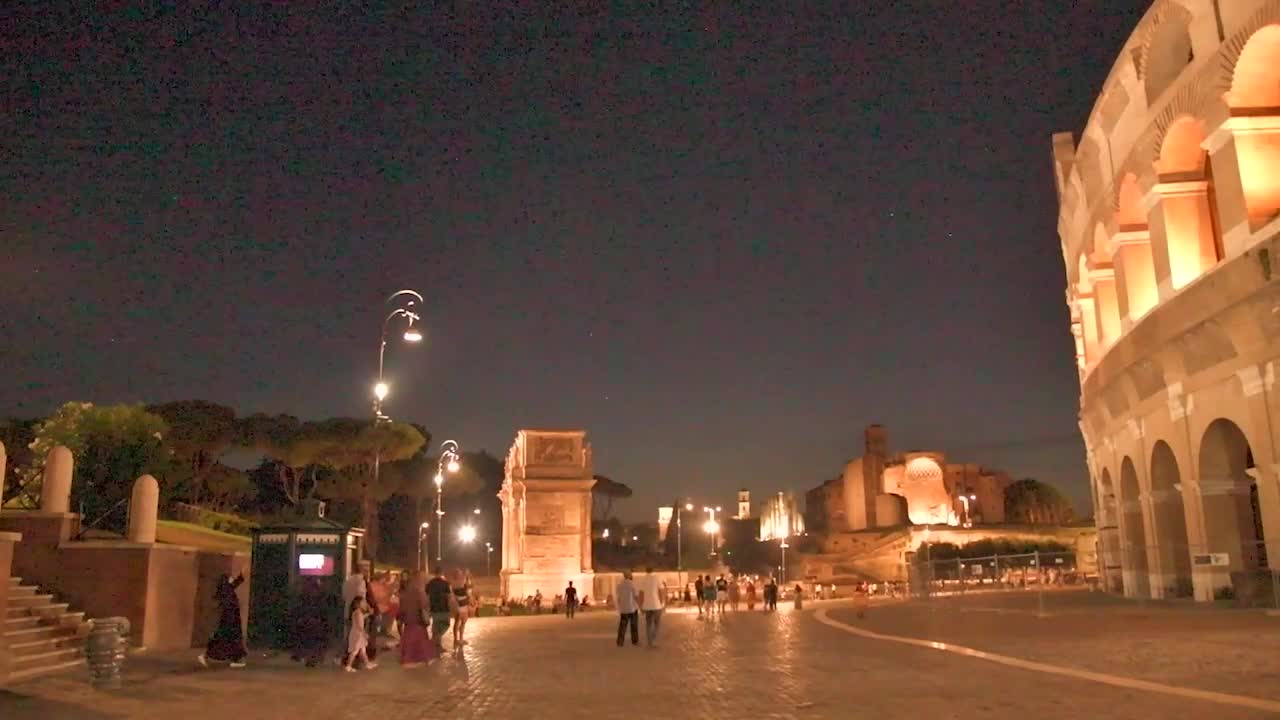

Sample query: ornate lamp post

[416,521,430,572]
[369,289,423,562]
[702,506,722,557]
[432,440,461,565]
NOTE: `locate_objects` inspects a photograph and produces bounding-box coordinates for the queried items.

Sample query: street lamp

[677,502,693,595]
[416,521,430,572]
[433,439,461,565]
[703,506,721,557]
[485,541,494,576]
[957,492,978,528]
[369,289,424,565]
[458,525,477,543]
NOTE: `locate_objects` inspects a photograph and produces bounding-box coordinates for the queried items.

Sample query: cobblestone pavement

[2,595,1278,719]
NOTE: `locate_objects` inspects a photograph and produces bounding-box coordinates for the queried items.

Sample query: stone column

[1112,230,1158,328]
[1235,364,1280,569]
[1143,178,1219,294]
[1089,269,1122,350]
[1204,115,1280,257]
[1076,295,1101,366]
[41,445,74,513]
[127,474,160,543]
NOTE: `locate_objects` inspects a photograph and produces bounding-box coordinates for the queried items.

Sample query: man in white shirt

[635,566,665,648]
[615,570,640,647]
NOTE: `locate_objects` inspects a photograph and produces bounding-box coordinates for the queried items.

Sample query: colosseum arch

[1197,419,1268,574]
[1119,456,1151,598]
[1155,115,1222,288]
[1141,4,1195,105]
[1149,440,1193,596]
[1225,25,1280,229]
[1116,173,1148,229]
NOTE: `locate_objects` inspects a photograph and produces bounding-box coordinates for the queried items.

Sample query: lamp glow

[458,525,477,543]
[402,324,423,343]
[374,382,390,401]
[684,503,693,511]
[447,458,461,473]
[703,519,720,534]
[433,472,444,488]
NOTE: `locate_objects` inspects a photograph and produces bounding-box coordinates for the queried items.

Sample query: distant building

[657,506,673,543]
[736,489,751,519]
[808,425,1011,532]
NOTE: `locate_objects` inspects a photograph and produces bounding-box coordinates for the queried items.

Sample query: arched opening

[1156,117,1221,289]
[1150,441,1192,597]
[1227,25,1280,229]
[1119,457,1151,598]
[1098,469,1123,594]
[1143,15,1194,104]
[1197,419,1268,589]
[1116,174,1148,230]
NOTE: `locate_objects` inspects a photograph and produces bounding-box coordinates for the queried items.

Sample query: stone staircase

[4,575,87,684]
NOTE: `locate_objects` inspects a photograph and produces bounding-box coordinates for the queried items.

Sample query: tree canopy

[591,474,632,521]
[147,400,237,505]
[1003,478,1075,525]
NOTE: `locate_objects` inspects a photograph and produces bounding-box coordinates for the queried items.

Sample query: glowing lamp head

[447,458,461,473]
[420,521,430,529]
[684,503,693,511]
[374,382,390,401]
[403,325,423,343]
[433,472,444,488]
[703,520,720,534]
[458,525,477,543]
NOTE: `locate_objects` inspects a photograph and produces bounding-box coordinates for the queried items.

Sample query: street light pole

[677,501,692,595]
[369,289,423,564]
[416,522,430,572]
[433,440,461,566]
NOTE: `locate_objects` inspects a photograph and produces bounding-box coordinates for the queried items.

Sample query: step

[4,625,62,642]
[5,657,85,685]
[6,576,19,586]
[11,646,82,670]
[3,615,42,632]
[8,594,54,608]
[7,584,37,598]
[10,632,81,656]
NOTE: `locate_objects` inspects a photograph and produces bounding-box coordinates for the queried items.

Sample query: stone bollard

[86,617,131,689]
[41,446,74,513]
[127,475,159,544]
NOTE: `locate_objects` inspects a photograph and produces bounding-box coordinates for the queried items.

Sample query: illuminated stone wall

[1053,1,1280,602]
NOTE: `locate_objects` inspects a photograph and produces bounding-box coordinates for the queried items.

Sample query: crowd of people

[196,561,478,672]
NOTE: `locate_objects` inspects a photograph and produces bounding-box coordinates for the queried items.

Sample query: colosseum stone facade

[1053,1,1280,602]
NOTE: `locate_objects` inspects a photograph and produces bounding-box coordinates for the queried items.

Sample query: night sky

[4,3,1151,521]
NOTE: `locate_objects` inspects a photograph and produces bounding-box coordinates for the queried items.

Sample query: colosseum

[1053,1,1280,602]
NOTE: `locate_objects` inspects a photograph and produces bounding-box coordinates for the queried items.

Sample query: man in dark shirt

[694,576,705,617]
[425,566,453,649]
[564,581,578,619]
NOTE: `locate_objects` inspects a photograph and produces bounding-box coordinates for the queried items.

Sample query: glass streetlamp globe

[403,326,423,343]
[447,458,461,473]
[374,382,390,401]
[458,525,477,543]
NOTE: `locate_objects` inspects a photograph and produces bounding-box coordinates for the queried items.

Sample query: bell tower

[737,489,751,519]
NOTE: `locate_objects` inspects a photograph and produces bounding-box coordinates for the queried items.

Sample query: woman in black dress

[199,573,247,668]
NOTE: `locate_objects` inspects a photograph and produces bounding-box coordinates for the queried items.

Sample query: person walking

[694,575,705,618]
[198,572,247,668]
[715,574,729,615]
[636,566,665,648]
[793,583,804,610]
[615,571,640,647]
[452,569,473,648]
[340,561,369,666]
[745,579,758,611]
[398,571,437,668]
[343,595,377,672]
[728,575,741,612]
[701,575,717,616]
[564,580,579,619]
[425,566,454,651]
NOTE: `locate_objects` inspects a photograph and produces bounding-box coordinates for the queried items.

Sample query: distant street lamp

[416,521,430,572]
[677,502,693,594]
[485,541,494,576]
[703,506,722,557]
[433,439,461,565]
[370,289,424,564]
[458,524,477,544]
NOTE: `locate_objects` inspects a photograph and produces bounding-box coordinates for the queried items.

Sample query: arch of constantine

[1053,0,1280,601]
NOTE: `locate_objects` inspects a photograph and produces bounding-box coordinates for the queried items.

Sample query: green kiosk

[248,499,365,648]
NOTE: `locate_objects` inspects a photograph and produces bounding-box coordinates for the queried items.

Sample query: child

[344,596,377,672]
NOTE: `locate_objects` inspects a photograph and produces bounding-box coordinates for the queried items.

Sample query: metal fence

[907,550,1087,599]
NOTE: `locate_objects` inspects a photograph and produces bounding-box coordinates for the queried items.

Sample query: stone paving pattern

[1,592,1278,719]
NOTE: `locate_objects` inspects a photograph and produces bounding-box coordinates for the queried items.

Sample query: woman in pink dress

[398,571,437,667]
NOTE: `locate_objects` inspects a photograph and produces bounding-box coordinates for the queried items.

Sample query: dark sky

[3,3,1150,521]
